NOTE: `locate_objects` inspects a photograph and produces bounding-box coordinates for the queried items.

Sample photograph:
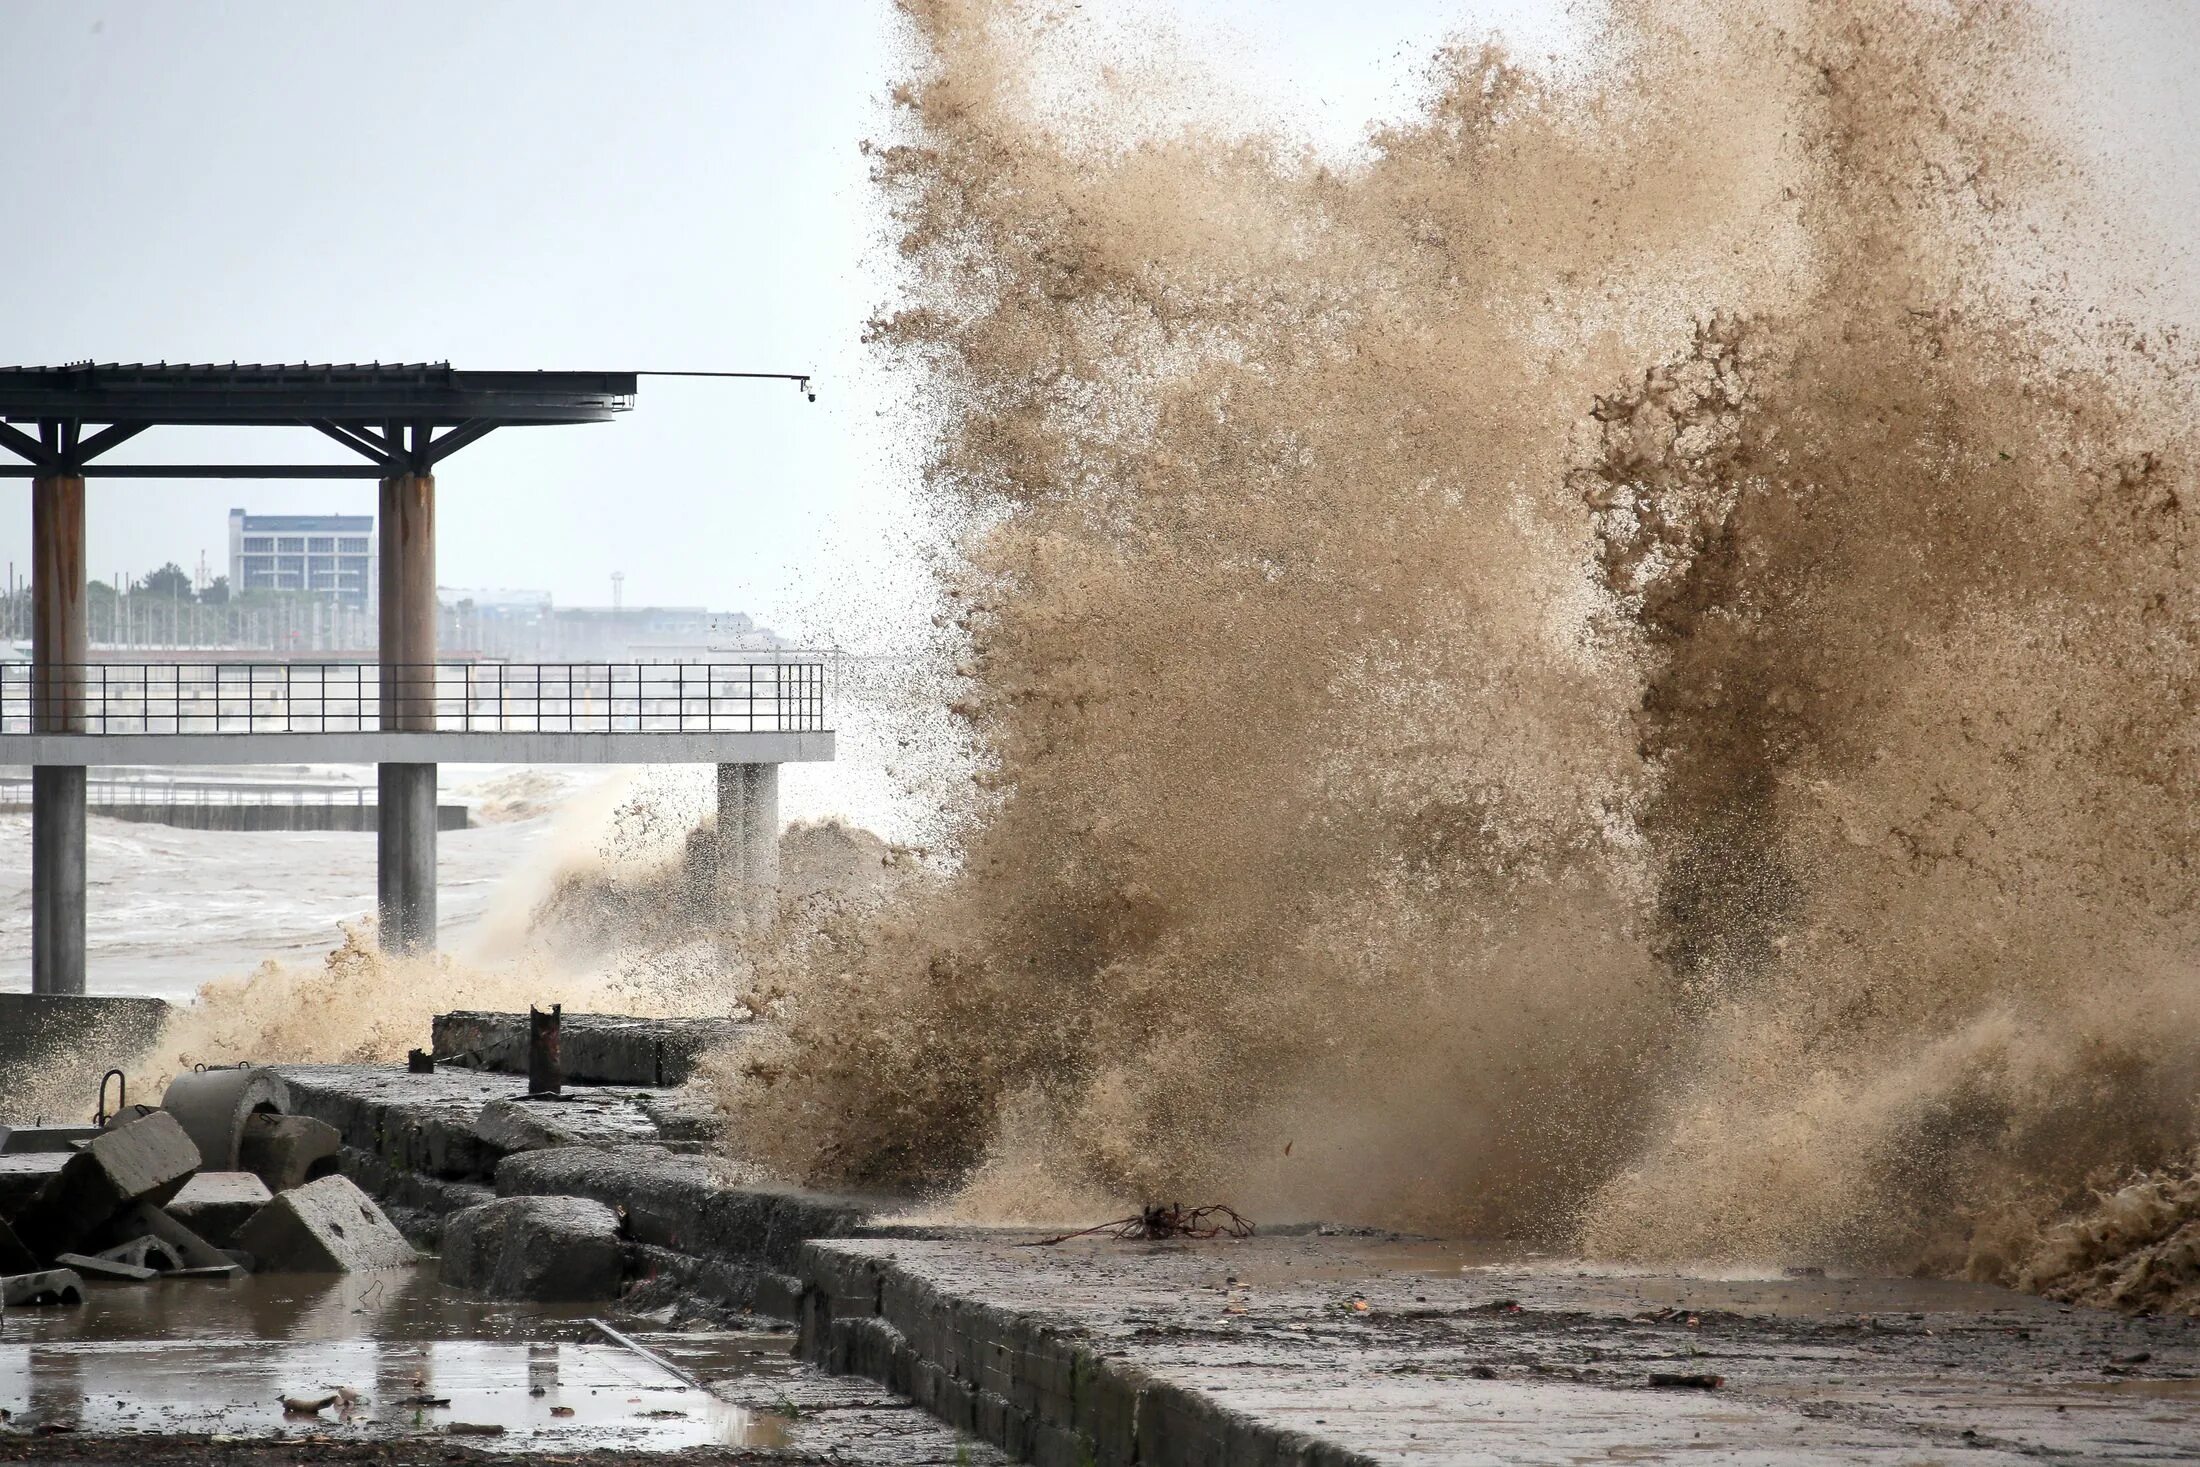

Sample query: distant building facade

[228,508,375,605]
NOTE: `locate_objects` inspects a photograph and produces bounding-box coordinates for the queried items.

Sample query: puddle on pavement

[0,1267,795,1450]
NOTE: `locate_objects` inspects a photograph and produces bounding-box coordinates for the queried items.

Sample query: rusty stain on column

[379,470,436,729]
[376,468,437,953]
[31,472,87,994]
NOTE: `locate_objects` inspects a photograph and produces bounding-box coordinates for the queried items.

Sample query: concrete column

[377,470,436,953]
[379,471,435,730]
[31,472,86,995]
[376,763,437,952]
[716,762,780,919]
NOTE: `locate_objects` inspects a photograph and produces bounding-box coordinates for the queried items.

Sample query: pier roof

[0,362,639,477]
[0,362,636,427]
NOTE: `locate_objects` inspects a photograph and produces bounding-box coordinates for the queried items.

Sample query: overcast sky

[0,0,1555,640]
[0,1,2191,643]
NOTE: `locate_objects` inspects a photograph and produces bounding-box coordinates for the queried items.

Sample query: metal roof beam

[425,419,496,466]
[307,420,396,466]
[0,421,59,471]
[0,464,388,479]
[71,421,149,464]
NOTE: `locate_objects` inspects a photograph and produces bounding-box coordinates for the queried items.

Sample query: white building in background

[227,507,375,605]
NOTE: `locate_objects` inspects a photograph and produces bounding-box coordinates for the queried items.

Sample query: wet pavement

[1,1268,1003,1464]
[806,1230,2200,1464]
[0,1269,783,1450]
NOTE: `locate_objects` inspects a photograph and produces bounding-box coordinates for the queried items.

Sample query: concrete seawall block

[233,1173,418,1273]
[11,1110,200,1260]
[167,1171,273,1247]
[440,1194,629,1301]
[432,1010,746,1088]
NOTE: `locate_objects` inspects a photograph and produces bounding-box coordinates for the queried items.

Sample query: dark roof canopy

[0,363,638,479]
[0,362,635,427]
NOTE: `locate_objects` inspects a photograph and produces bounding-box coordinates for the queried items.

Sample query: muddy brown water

[0,1267,793,1451]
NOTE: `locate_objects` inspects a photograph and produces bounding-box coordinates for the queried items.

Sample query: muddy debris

[1029,1203,1256,1246]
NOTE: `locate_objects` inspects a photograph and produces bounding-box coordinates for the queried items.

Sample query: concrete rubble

[230,1173,420,1273]
[165,1170,273,1245]
[53,1249,159,1281]
[0,1266,82,1307]
[0,1067,403,1303]
[9,1110,200,1260]
[8,1009,2199,1464]
[235,1111,341,1192]
[151,1066,289,1172]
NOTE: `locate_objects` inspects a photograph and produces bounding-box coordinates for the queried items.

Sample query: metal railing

[0,777,377,808]
[0,662,827,736]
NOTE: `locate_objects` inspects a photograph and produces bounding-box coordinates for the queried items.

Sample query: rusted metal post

[376,467,437,953]
[31,470,87,995]
[527,1003,562,1097]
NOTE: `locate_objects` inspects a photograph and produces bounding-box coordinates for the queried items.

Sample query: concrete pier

[31,470,87,995]
[29,767,86,995]
[716,760,780,912]
[375,762,439,951]
[376,468,437,953]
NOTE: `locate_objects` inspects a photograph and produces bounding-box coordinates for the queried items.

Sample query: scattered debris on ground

[1029,1202,1256,1246]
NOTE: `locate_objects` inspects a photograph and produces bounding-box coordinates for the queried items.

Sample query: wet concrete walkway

[68,1055,2192,1465]
[803,1231,2200,1465]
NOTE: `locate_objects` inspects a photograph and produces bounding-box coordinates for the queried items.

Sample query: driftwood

[1026,1203,1255,1247]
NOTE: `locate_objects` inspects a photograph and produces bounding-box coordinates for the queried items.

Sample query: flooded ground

[0,1267,792,1451]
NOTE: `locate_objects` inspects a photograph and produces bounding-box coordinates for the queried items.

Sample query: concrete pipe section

[157,1066,289,1172]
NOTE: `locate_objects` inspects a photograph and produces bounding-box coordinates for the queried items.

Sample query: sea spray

[715,0,2200,1291]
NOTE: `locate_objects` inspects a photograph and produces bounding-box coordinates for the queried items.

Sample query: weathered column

[376,469,437,953]
[31,471,87,995]
[715,762,780,919]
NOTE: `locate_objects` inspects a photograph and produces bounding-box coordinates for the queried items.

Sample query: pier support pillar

[715,762,779,919]
[377,763,438,952]
[31,470,86,995]
[377,467,437,954]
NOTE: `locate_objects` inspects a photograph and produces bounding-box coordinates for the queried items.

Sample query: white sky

[0,0,1563,638]
[0,1,2190,643]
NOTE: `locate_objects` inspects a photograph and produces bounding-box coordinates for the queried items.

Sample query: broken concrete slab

[9,1109,201,1260]
[232,1173,419,1273]
[496,1144,878,1264]
[94,1233,183,1272]
[93,1200,243,1276]
[166,1170,273,1246]
[440,1194,630,1301]
[471,1097,586,1154]
[237,1111,341,1192]
[1,1266,84,1306]
[433,1010,746,1088]
[55,1249,156,1281]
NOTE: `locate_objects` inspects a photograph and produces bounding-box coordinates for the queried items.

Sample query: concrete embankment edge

[263,1064,1369,1465]
[796,1241,1373,1467]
